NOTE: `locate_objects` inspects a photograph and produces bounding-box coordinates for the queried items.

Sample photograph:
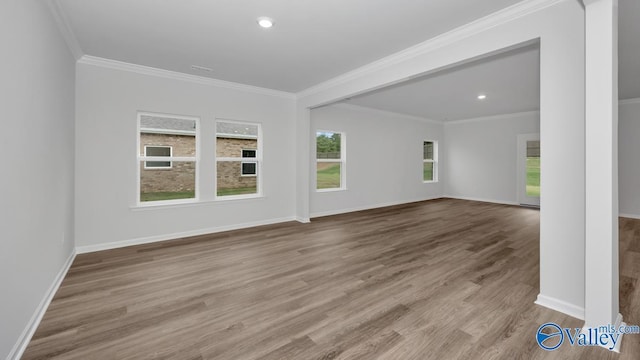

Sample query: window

[138,113,198,203]
[423,141,438,182]
[144,146,172,169]
[216,121,261,197]
[316,131,345,190]
[241,149,257,176]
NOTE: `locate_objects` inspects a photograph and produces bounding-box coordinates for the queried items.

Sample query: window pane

[146,146,171,157]
[140,161,195,202]
[242,149,257,158]
[423,162,434,181]
[216,122,258,158]
[217,161,258,196]
[316,132,341,159]
[140,115,196,157]
[317,162,341,189]
[241,162,257,175]
[423,141,434,160]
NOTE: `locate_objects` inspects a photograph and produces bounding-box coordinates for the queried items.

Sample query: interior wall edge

[75,216,297,254]
[7,250,76,360]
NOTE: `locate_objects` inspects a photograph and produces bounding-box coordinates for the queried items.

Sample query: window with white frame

[423,140,437,182]
[241,149,257,176]
[138,113,198,203]
[316,131,345,190]
[216,121,261,197]
[144,145,172,169]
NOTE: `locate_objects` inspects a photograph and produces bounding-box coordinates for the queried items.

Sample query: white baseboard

[75,216,297,254]
[620,213,640,220]
[295,217,311,224]
[535,293,585,320]
[443,195,519,206]
[8,250,76,360]
[310,196,443,218]
[582,313,624,353]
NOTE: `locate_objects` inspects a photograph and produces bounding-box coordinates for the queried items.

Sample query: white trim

[137,112,200,206]
[330,103,442,125]
[8,250,76,360]
[619,98,640,105]
[296,217,311,224]
[443,195,519,206]
[78,55,296,99]
[140,128,196,136]
[620,213,640,220]
[443,110,540,125]
[45,0,83,60]
[535,293,585,320]
[75,217,296,254]
[297,0,562,99]
[217,133,258,140]
[311,196,443,218]
[215,120,263,199]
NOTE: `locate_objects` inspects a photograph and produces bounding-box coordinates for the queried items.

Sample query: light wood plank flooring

[23,199,640,359]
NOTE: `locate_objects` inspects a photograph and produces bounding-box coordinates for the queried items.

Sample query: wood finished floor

[23,199,640,359]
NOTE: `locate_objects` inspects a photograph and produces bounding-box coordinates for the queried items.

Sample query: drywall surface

[444,112,539,204]
[75,62,296,250]
[310,105,443,217]
[0,1,76,358]
[619,101,640,218]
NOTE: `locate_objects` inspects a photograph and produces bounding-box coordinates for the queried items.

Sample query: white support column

[583,0,621,341]
[295,105,311,223]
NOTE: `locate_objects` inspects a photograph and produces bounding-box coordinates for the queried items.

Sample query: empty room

[2,0,640,359]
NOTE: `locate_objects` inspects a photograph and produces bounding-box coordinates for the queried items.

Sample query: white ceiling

[344,44,540,121]
[57,0,524,92]
[56,0,638,118]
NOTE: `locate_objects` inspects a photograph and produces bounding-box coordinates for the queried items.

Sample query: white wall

[310,105,443,217]
[444,112,540,204]
[297,0,586,318]
[619,100,640,218]
[75,62,296,251]
[0,1,76,358]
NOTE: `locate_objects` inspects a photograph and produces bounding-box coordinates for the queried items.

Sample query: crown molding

[443,110,540,125]
[619,97,640,105]
[297,0,562,99]
[45,0,83,60]
[330,103,442,125]
[78,55,297,100]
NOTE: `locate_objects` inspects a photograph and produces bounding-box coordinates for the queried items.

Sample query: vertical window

[138,113,198,203]
[316,131,345,190]
[526,140,540,197]
[216,121,261,197]
[423,141,437,182]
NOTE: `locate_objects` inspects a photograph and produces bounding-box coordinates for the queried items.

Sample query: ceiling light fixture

[477,94,487,100]
[257,17,274,28]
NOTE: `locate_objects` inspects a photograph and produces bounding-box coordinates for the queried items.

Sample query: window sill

[423,181,439,184]
[316,188,347,193]
[131,195,265,211]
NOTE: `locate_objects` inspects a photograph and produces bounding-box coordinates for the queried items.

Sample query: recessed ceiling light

[477,94,487,100]
[257,17,274,28]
